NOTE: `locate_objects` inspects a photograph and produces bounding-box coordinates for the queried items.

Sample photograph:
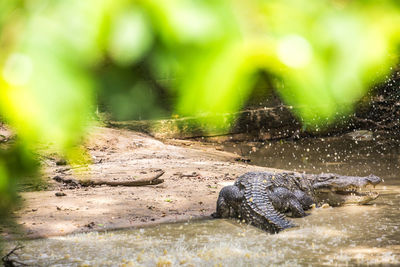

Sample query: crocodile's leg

[268,187,308,218]
[213,185,244,218]
[293,190,314,210]
[288,198,307,217]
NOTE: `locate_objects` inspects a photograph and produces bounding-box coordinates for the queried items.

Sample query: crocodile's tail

[241,179,295,233]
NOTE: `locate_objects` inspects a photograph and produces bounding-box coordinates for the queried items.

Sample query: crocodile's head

[311,173,381,206]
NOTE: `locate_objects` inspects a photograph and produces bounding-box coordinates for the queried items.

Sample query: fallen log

[53,170,165,187]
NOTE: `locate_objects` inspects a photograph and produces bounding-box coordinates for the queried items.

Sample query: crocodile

[213,171,381,233]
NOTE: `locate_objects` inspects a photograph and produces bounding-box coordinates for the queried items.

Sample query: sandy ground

[5,126,278,239]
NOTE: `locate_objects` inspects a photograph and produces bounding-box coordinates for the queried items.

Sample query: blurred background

[0,0,400,238]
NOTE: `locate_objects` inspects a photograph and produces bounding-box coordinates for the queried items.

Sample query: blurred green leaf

[109,8,153,66]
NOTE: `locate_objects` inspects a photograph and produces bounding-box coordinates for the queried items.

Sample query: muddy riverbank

[3,126,279,239]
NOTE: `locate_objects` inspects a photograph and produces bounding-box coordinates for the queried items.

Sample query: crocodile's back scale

[237,174,294,233]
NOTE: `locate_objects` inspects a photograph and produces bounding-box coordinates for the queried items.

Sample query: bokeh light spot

[277,35,313,68]
[2,53,33,86]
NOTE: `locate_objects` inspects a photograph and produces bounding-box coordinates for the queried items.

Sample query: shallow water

[5,133,400,266]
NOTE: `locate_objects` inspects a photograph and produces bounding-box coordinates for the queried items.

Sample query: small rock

[56,159,67,165]
[85,222,95,228]
[52,176,63,183]
[55,192,66,197]
[234,157,251,163]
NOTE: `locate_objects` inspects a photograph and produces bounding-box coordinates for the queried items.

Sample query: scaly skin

[213,171,381,233]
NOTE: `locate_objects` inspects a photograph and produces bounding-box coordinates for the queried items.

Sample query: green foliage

[255,0,400,127]
[0,143,38,221]
[0,0,400,233]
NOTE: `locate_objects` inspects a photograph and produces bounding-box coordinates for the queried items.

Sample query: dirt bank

[4,126,278,239]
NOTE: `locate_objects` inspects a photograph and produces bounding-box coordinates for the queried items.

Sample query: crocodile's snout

[366,174,381,186]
